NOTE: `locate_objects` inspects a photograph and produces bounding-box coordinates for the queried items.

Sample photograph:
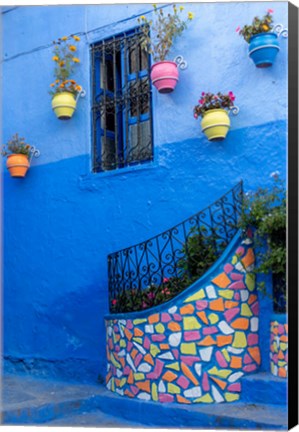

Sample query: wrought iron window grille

[91,28,153,173]
[108,181,244,313]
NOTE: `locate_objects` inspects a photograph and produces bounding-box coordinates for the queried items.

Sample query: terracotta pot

[52,91,77,120]
[150,61,179,93]
[6,154,30,177]
[201,109,231,141]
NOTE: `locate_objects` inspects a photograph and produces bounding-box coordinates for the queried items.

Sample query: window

[91,28,153,172]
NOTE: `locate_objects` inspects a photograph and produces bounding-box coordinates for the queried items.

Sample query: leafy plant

[236,9,274,43]
[238,173,286,311]
[193,92,236,119]
[138,4,194,62]
[1,133,31,157]
[49,35,82,96]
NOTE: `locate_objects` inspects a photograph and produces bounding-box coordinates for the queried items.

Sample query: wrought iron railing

[108,181,243,313]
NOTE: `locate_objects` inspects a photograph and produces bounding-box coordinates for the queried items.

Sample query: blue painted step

[241,373,287,405]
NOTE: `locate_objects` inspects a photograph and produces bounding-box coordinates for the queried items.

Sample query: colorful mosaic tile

[105,238,260,404]
[270,319,288,378]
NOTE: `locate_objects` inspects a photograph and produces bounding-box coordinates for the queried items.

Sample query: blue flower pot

[248,32,280,68]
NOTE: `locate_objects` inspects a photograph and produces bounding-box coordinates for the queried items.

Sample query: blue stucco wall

[2,2,288,381]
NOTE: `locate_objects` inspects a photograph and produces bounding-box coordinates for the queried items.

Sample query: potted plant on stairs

[193,91,239,141]
[1,133,38,178]
[236,9,288,68]
[50,35,84,119]
[138,4,194,93]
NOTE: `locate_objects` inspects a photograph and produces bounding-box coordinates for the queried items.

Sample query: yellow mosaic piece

[224,392,240,402]
[195,393,213,403]
[134,373,145,381]
[180,342,197,355]
[155,323,165,334]
[150,344,161,357]
[152,382,158,401]
[133,318,147,325]
[208,313,219,324]
[241,304,253,317]
[183,316,202,330]
[184,289,206,302]
[219,290,234,300]
[168,383,181,394]
[166,362,180,371]
[232,331,247,348]
[208,366,232,379]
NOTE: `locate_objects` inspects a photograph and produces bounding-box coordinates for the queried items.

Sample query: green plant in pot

[238,173,286,312]
[138,4,194,93]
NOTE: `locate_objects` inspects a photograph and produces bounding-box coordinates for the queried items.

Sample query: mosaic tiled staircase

[105,230,263,405]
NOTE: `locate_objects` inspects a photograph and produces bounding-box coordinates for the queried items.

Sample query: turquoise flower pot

[248,32,280,68]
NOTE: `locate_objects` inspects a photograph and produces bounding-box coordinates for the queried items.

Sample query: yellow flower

[52,56,59,61]
[179,6,184,11]
[262,24,269,31]
[50,83,55,87]
[61,36,68,41]
[153,4,157,8]
[188,12,194,19]
[73,35,80,41]
[55,79,60,83]
[140,15,146,20]
[59,61,65,67]
[59,83,65,88]
[75,85,82,92]
[72,57,80,63]
[69,45,77,52]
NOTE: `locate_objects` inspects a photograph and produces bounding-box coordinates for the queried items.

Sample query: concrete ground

[0,373,288,429]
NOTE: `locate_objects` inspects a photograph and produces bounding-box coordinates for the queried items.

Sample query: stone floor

[1,372,288,429]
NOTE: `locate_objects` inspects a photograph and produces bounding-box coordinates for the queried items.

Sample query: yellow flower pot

[201,109,231,141]
[52,91,77,120]
[6,154,30,177]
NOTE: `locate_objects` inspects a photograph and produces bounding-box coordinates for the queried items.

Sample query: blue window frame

[91,28,153,172]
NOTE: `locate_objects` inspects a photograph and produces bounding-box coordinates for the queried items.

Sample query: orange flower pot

[6,154,30,177]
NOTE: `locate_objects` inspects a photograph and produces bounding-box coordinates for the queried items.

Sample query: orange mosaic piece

[230,356,242,369]
[280,335,288,343]
[284,324,288,333]
[224,301,239,309]
[278,350,285,360]
[248,294,257,305]
[119,356,125,368]
[168,321,181,332]
[130,348,138,360]
[181,362,199,385]
[210,376,227,390]
[144,353,155,366]
[160,343,170,350]
[180,304,195,315]
[217,335,233,347]
[198,335,217,346]
[148,314,160,324]
[177,395,191,404]
[272,327,279,335]
[115,334,121,342]
[134,328,144,337]
[212,272,231,288]
[209,298,225,311]
[115,378,121,387]
[278,367,287,378]
[106,371,112,384]
[136,380,151,393]
[196,311,209,324]
[162,371,178,382]
[124,328,133,341]
[241,248,255,268]
[127,370,134,384]
[124,389,135,398]
[231,318,249,330]
[248,347,261,365]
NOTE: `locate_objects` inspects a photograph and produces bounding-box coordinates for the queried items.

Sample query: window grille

[91,28,153,172]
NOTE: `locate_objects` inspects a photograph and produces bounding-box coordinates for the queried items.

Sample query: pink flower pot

[150,61,179,93]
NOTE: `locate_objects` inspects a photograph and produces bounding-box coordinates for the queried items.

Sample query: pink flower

[267,8,274,14]
[236,26,240,32]
[147,292,155,300]
[228,91,235,101]
[194,113,198,119]
[201,91,205,96]
[163,277,169,283]
[142,301,147,309]
[112,299,117,305]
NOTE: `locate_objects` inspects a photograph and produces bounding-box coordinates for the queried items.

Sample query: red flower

[163,277,169,283]
[267,8,274,14]
[112,299,117,305]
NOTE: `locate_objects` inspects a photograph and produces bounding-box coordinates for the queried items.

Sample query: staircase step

[1,373,287,429]
[241,373,287,405]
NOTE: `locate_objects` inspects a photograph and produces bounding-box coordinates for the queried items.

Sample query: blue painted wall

[2,2,288,381]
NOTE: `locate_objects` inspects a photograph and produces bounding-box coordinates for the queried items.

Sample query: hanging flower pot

[137,5,194,93]
[52,91,77,120]
[49,35,84,119]
[1,133,40,178]
[193,92,239,142]
[248,32,279,68]
[150,61,179,93]
[6,154,30,178]
[201,109,231,141]
[237,9,288,68]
